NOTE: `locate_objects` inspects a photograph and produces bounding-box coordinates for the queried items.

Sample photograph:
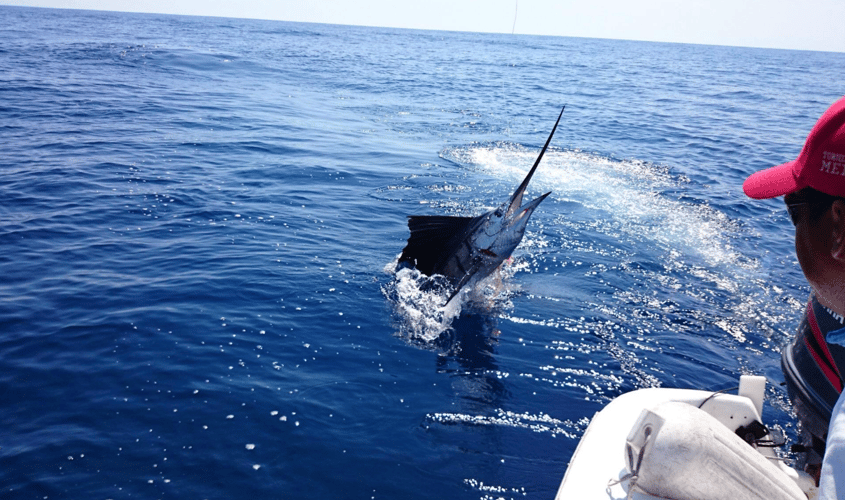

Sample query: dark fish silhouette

[399,107,564,304]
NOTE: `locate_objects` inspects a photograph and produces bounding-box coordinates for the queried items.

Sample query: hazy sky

[4,0,844,53]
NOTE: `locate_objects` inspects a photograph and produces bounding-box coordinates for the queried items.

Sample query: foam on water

[450,143,745,270]
[382,263,462,341]
[382,258,523,342]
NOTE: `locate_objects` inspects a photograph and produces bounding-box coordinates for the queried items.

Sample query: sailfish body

[399,107,564,304]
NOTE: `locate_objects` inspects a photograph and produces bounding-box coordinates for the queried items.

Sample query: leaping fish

[399,106,564,304]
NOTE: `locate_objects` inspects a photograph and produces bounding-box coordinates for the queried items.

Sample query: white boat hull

[555,377,816,500]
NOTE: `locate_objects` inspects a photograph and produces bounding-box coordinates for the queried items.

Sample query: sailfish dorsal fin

[399,215,480,276]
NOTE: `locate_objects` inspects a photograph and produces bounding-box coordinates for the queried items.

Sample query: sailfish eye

[494,209,503,217]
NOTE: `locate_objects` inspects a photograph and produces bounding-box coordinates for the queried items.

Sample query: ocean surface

[2,5,845,498]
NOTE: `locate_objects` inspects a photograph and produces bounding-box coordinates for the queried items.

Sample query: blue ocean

[2,5,845,498]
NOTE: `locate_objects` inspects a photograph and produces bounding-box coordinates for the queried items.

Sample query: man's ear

[831,200,845,261]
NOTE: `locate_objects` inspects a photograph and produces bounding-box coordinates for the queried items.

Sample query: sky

[3,0,845,53]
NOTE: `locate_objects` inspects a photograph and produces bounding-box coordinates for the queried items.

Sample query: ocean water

[2,5,845,498]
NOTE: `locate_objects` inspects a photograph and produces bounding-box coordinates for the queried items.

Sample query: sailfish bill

[399,106,565,305]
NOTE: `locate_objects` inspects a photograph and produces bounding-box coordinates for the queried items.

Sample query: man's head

[743,96,845,315]
[744,97,845,199]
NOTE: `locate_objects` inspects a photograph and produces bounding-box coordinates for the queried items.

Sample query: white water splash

[382,258,520,342]
[382,262,463,342]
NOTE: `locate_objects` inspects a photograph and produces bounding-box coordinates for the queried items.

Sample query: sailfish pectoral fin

[444,263,481,306]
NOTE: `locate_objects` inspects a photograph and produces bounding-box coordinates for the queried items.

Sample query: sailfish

[399,107,564,304]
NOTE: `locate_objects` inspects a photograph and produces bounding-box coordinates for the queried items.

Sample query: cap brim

[742,160,802,199]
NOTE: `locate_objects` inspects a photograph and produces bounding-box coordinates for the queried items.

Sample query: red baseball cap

[743,96,845,199]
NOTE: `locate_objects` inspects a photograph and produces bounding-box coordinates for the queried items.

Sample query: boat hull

[555,378,814,499]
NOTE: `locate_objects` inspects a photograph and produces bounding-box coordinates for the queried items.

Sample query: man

[743,95,845,498]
